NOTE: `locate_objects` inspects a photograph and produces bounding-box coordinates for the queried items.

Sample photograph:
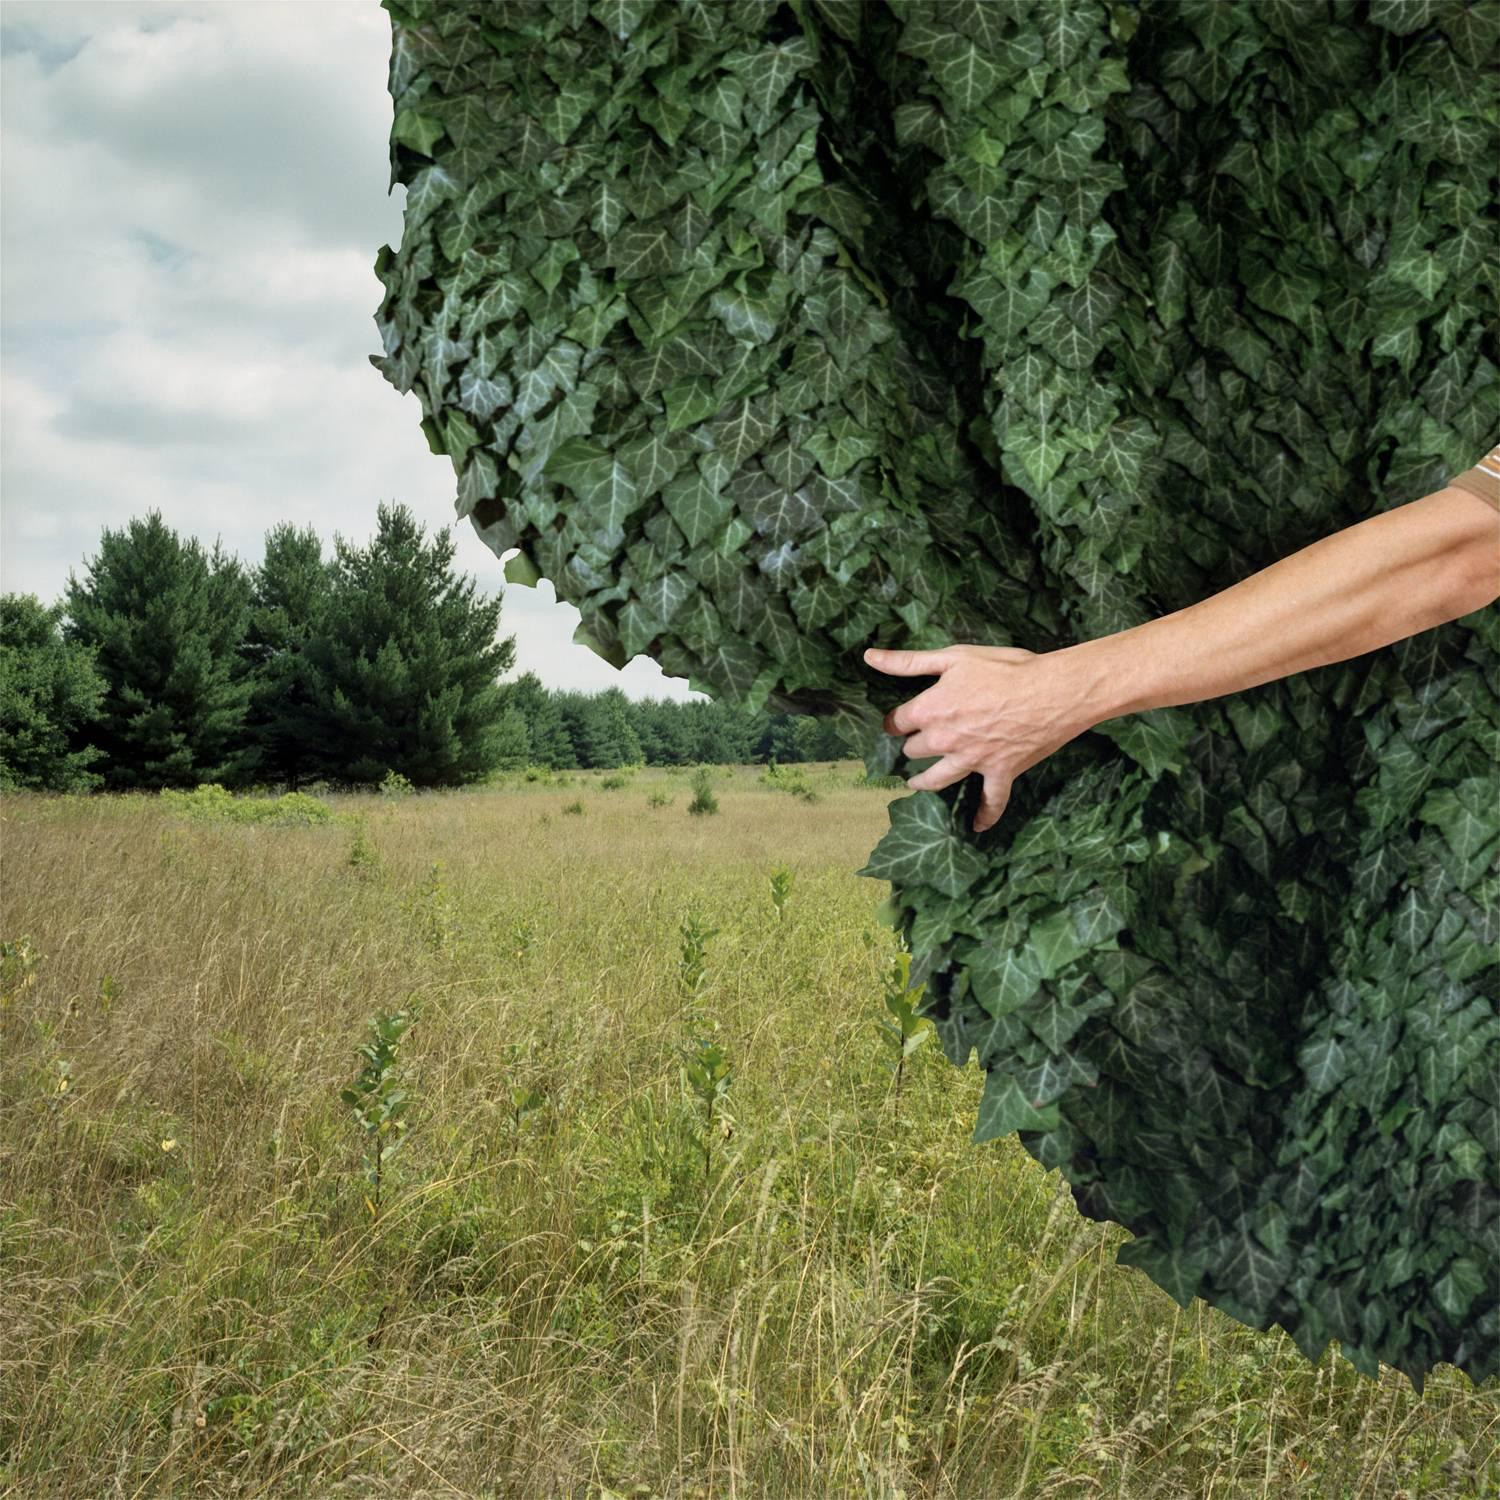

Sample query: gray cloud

[52,390,267,448]
[0,0,703,702]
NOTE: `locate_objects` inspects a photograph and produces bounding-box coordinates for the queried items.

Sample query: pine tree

[62,512,254,789]
[303,501,515,787]
[577,686,642,769]
[492,705,531,770]
[550,691,591,769]
[627,696,661,764]
[766,714,804,765]
[683,700,758,767]
[502,670,572,768]
[794,713,847,764]
[240,523,332,791]
[0,593,108,792]
[650,697,699,766]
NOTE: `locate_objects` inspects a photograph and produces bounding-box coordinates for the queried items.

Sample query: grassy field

[1,763,1495,1499]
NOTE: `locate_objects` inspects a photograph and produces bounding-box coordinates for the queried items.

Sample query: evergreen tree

[240,522,331,790]
[627,695,666,765]
[766,713,804,764]
[682,700,735,766]
[731,702,765,764]
[794,713,847,764]
[62,511,255,789]
[633,690,702,762]
[489,702,531,771]
[681,699,760,766]
[303,501,515,786]
[577,686,642,768]
[0,593,108,792]
[550,691,590,769]
[653,698,700,765]
[503,670,571,767]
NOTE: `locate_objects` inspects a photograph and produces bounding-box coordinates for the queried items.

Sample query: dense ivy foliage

[370,0,1499,1392]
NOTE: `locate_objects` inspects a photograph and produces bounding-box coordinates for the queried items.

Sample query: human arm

[864,477,1500,833]
[1062,481,1500,725]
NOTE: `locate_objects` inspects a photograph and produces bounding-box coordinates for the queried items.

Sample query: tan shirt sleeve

[1448,440,1500,511]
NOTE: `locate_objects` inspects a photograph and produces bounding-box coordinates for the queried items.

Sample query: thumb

[863,646,952,675]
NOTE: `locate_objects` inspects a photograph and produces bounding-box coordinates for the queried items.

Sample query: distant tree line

[0,504,849,794]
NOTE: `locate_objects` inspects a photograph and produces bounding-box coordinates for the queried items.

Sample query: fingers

[883,693,929,738]
[904,755,968,794]
[972,771,1011,834]
[905,760,1010,833]
[867,646,960,735]
[864,646,953,676]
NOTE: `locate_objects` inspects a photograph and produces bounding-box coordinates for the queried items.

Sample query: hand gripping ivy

[864,642,1101,834]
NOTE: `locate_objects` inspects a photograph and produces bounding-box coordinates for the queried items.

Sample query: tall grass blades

[1,770,1494,1497]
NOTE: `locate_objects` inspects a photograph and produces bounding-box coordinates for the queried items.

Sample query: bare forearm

[1064,486,1500,726]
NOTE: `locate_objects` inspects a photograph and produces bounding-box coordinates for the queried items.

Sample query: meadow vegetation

[1,766,1494,1498]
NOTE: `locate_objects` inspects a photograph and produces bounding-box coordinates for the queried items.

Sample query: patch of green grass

[158,782,345,827]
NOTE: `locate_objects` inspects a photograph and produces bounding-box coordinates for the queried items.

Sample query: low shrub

[159,784,342,827]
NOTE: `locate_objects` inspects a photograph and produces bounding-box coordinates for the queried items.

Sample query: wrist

[1054,631,1145,733]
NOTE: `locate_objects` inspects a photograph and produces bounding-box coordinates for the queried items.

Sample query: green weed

[159,783,341,827]
[686,768,717,815]
[677,910,719,1000]
[406,861,457,952]
[0,935,42,1010]
[768,865,793,920]
[339,1001,421,1226]
[876,946,932,1119]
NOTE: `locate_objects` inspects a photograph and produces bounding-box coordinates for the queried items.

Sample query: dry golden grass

[0,763,1495,1499]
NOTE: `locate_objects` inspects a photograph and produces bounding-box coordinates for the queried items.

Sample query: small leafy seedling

[760,757,820,802]
[878,947,932,1118]
[407,861,457,952]
[509,916,534,959]
[348,821,382,875]
[678,911,719,999]
[681,1036,731,1189]
[0,936,42,1010]
[340,1002,421,1225]
[768,866,793,920]
[511,1085,544,1131]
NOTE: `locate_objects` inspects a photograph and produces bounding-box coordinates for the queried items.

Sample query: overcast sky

[0,0,704,701]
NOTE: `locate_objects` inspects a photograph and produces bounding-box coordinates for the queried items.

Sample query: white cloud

[0,0,702,700]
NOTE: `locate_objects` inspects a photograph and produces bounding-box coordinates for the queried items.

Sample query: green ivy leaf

[392,108,446,157]
[1389,247,1448,301]
[855,792,986,898]
[930,36,1004,112]
[1003,418,1070,494]
[972,1067,1060,1143]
